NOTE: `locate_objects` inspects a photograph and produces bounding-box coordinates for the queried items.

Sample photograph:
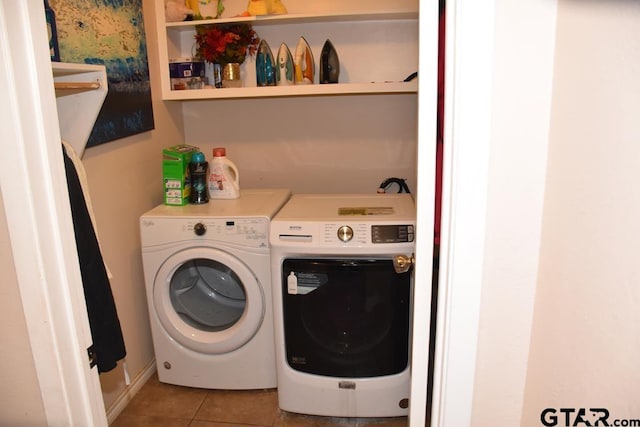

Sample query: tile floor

[112,373,408,427]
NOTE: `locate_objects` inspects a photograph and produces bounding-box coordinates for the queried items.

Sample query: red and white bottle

[207,147,240,199]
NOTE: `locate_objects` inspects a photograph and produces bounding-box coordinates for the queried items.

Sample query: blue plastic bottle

[189,152,209,204]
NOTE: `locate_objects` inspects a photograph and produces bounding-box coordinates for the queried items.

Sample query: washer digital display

[371,225,414,243]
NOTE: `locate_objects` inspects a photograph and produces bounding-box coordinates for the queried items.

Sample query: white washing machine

[270,193,416,417]
[140,188,290,389]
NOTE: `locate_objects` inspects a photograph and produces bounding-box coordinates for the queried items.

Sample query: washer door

[153,247,264,354]
[281,257,410,378]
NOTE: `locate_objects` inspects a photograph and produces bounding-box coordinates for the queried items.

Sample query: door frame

[0,2,107,425]
[409,0,438,425]
[416,0,496,425]
[426,0,557,424]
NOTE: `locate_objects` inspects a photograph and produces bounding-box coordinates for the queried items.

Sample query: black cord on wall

[377,177,411,194]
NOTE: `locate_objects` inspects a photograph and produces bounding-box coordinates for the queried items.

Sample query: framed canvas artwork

[50,0,155,146]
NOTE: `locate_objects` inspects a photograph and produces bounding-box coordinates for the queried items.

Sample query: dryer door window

[154,248,264,355]
[169,258,246,332]
[282,258,410,378]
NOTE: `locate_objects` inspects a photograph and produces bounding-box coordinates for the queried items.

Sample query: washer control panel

[322,223,415,245]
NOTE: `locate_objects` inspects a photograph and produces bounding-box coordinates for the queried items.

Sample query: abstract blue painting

[51,0,155,146]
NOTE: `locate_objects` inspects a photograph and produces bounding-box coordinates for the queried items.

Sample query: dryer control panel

[141,216,270,248]
[187,218,269,245]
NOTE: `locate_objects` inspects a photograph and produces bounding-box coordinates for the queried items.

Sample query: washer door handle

[393,253,414,274]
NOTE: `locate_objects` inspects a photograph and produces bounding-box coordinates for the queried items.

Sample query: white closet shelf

[52,62,106,77]
[165,11,418,32]
[156,1,419,101]
[164,81,418,100]
[52,62,108,158]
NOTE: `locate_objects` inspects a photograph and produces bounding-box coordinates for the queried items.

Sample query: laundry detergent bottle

[188,151,209,204]
[207,147,240,199]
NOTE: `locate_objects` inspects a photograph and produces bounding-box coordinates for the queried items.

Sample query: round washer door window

[154,247,264,354]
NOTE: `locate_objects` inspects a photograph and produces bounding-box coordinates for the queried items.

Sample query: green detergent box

[163,144,200,206]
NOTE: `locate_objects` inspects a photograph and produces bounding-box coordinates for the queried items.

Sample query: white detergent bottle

[207,147,240,199]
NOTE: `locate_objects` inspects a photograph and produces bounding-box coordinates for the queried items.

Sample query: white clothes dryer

[270,193,416,417]
[140,189,290,389]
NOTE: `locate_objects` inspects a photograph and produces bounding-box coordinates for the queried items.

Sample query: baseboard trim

[105,359,157,424]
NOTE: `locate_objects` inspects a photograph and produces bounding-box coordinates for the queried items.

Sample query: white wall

[182,94,418,194]
[522,1,640,424]
[470,0,556,425]
[459,0,640,425]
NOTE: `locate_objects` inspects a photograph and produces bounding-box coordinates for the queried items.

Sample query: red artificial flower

[194,23,260,65]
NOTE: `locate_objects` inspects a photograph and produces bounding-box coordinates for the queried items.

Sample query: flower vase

[222,63,242,88]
